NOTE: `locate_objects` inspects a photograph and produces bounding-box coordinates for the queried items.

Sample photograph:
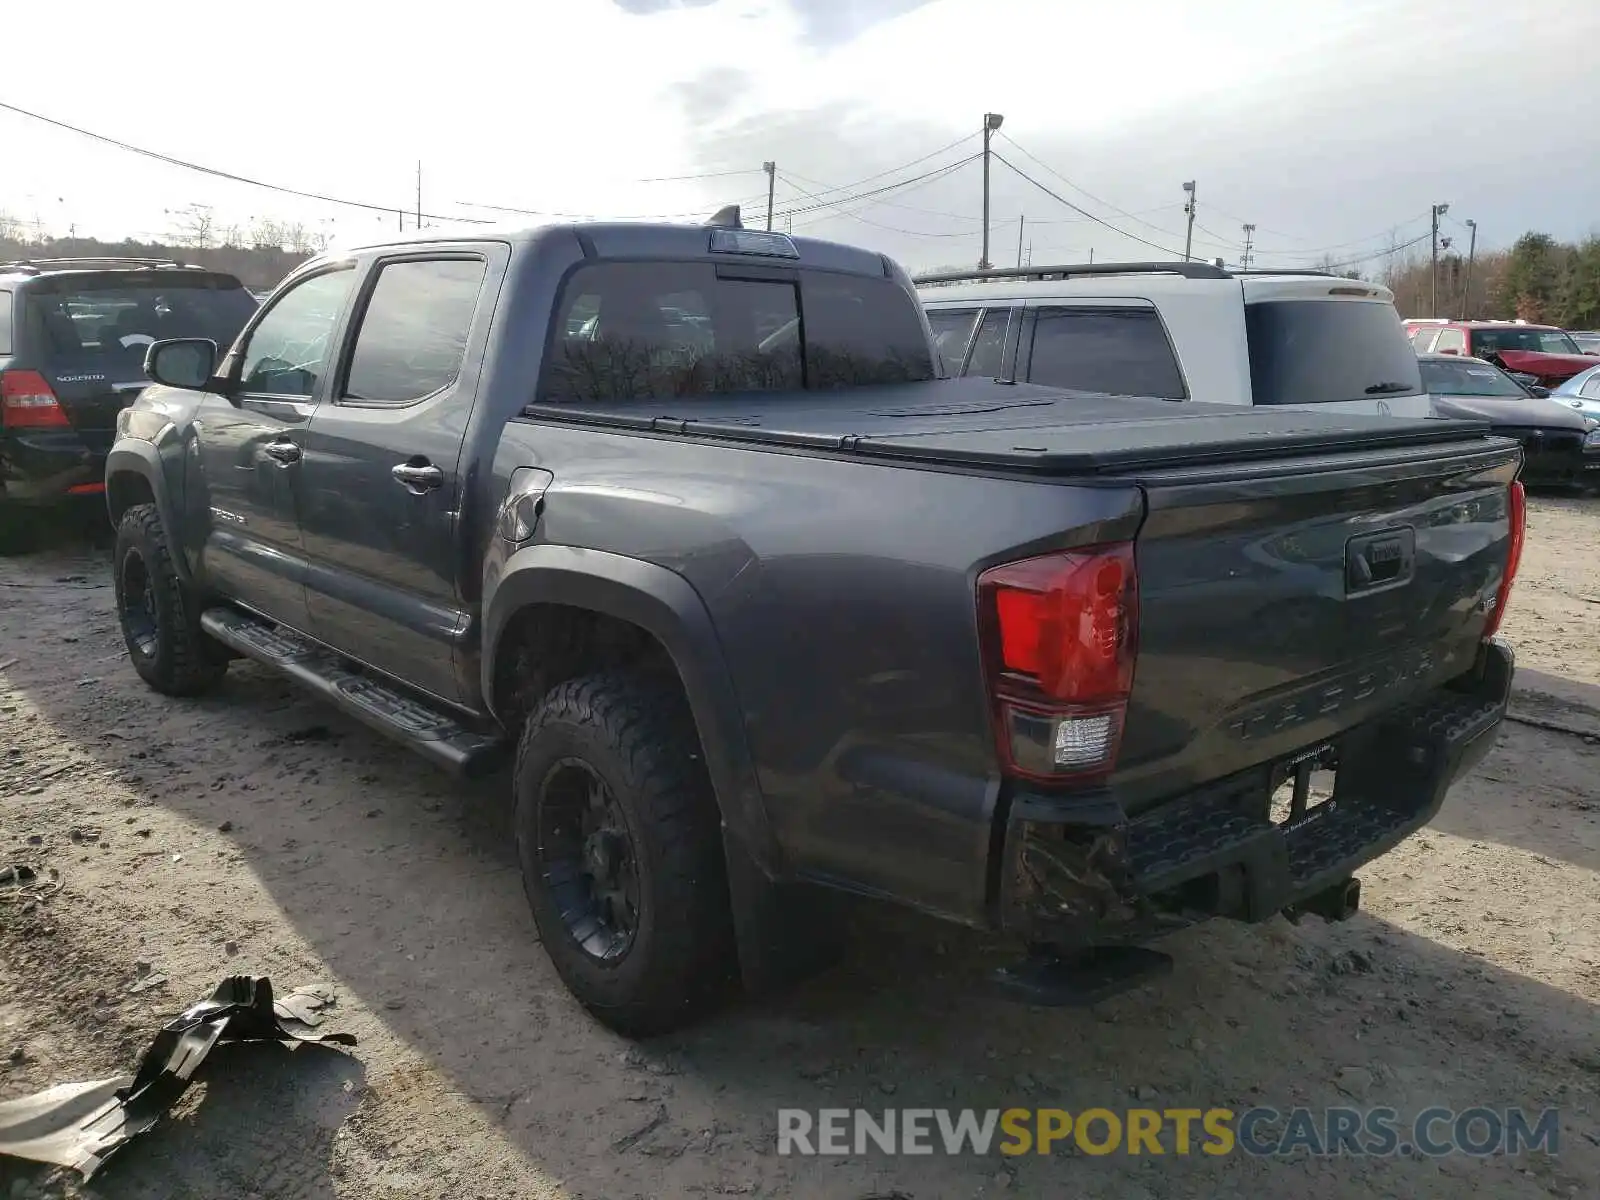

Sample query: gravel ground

[1,496,1597,1200]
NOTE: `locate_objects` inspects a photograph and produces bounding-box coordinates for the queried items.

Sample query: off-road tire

[514,670,735,1036]
[114,503,229,696]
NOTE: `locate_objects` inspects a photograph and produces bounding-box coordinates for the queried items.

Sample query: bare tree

[169,203,217,249]
[283,222,316,255]
[0,209,20,241]
[249,216,285,250]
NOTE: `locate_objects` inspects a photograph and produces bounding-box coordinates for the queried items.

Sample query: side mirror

[144,338,218,390]
[1528,384,1551,398]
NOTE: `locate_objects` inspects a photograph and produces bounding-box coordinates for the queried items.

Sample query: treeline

[1382,232,1600,327]
[0,235,309,292]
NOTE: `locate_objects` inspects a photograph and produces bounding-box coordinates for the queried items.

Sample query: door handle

[392,459,444,493]
[263,438,301,465]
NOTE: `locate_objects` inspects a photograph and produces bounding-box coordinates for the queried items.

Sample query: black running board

[199,607,507,778]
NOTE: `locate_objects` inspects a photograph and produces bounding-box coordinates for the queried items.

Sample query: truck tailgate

[1110,435,1520,813]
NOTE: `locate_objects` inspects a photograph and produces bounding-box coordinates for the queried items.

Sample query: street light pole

[1182,181,1196,262]
[1461,218,1478,318]
[980,112,1004,270]
[1430,202,1450,316]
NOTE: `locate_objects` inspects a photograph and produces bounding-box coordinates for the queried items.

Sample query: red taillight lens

[1482,480,1525,640]
[978,542,1139,782]
[1,370,69,429]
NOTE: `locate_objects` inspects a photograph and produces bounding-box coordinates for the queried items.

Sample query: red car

[1404,320,1596,387]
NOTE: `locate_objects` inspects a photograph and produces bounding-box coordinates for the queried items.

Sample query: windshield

[1245,299,1422,404]
[1471,327,1582,355]
[538,261,934,403]
[1419,358,1526,398]
[26,274,258,373]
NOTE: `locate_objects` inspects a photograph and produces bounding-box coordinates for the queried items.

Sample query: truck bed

[523,378,1496,475]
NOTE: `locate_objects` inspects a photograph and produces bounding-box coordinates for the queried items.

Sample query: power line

[0,96,491,224]
[459,135,985,226]
[772,132,980,205]
[772,154,984,221]
[996,133,1194,241]
[775,170,1005,239]
[636,168,765,182]
[988,153,1189,257]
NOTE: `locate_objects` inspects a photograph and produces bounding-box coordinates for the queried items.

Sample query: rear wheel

[513,671,735,1036]
[114,503,228,695]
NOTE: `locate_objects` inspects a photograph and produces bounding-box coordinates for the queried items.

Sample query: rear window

[23,275,258,369]
[1246,300,1422,404]
[1470,326,1582,356]
[1025,306,1186,399]
[1418,358,1525,397]
[537,261,933,403]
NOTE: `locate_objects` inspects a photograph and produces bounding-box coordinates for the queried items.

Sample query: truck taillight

[1,370,68,429]
[1482,480,1525,641]
[977,542,1138,782]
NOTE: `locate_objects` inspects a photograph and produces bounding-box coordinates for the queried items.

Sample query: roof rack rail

[1227,267,1347,278]
[913,260,1233,286]
[0,256,197,275]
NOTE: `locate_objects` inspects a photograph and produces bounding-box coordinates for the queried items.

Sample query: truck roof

[335,220,896,279]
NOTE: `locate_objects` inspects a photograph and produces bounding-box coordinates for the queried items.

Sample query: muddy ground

[1,496,1597,1200]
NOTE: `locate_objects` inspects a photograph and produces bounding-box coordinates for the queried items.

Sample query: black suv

[0,258,258,551]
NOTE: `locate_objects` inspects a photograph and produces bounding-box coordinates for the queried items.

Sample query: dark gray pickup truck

[105,214,1523,1034]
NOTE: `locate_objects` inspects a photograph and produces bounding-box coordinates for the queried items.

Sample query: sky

[3,0,1598,273]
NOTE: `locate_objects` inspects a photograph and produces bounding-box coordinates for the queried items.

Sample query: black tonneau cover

[523,379,1496,475]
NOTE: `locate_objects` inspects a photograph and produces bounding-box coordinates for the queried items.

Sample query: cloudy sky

[4,0,1598,272]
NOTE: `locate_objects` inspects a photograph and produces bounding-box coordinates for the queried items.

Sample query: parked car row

[1404,318,1598,386]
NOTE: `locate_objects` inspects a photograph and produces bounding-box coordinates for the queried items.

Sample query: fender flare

[105,441,190,583]
[482,543,778,873]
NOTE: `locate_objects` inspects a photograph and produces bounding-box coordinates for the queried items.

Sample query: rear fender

[482,543,776,872]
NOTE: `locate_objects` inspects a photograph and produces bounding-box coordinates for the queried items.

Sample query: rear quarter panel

[492,419,1143,923]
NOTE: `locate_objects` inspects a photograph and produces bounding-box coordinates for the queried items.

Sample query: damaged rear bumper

[997,640,1513,948]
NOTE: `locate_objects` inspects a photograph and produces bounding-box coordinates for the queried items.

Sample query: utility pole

[1241,223,1256,269]
[1461,218,1478,318]
[1182,181,1196,261]
[1015,215,1025,268]
[416,161,423,230]
[763,161,776,231]
[1088,247,1094,264]
[1430,202,1449,316]
[979,112,1004,270]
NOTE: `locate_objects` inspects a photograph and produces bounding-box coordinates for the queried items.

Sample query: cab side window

[237,268,356,398]
[342,259,487,405]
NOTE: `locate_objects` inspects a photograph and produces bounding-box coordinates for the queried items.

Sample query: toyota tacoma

[105,213,1522,1034]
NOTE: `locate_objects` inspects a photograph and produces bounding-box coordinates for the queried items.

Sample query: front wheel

[513,671,735,1036]
[114,503,228,696]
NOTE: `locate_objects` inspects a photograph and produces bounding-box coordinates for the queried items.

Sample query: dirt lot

[2,497,1598,1200]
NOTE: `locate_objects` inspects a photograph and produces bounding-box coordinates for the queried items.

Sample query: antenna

[705,204,743,229]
